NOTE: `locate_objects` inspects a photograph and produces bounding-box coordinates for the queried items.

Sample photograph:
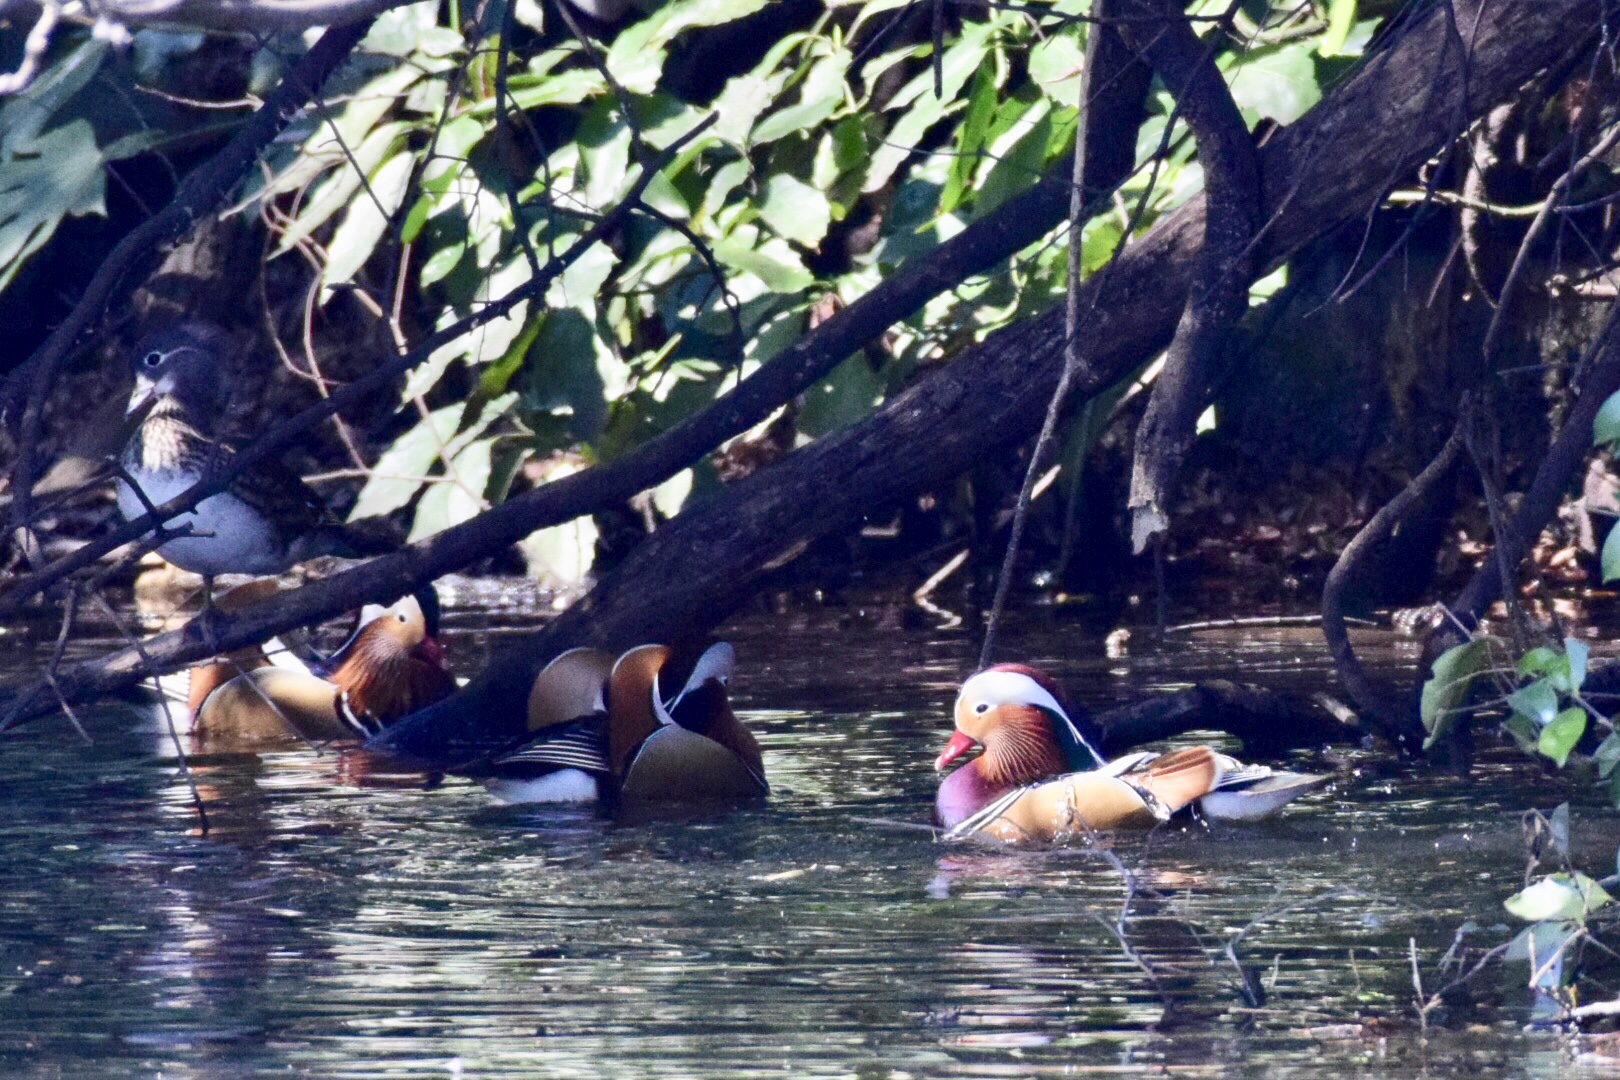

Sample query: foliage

[1422,636,1620,805]
[0,0,1371,584]
[1500,804,1618,1002]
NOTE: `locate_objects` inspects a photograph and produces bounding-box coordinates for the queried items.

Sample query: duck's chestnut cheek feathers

[935,730,980,772]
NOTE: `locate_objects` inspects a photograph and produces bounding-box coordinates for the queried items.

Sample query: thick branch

[362,0,1606,767]
[1120,0,1260,551]
[1093,680,1358,756]
[1322,412,1468,751]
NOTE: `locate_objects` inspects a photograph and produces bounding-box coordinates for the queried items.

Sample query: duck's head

[326,592,456,725]
[654,641,735,726]
[606,641,763,790]
[936,664,1105,786]
[127,324,225,421]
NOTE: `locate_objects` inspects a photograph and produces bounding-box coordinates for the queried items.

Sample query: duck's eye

[396,611,409,624]
[972,702,991,715]
[142,351,163,368]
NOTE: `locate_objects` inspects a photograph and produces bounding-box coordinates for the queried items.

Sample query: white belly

[484,769,600,805]
[117,469,286,576]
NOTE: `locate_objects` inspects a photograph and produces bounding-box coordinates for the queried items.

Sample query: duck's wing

[1198,764,1331,821]
[467,715,611,779]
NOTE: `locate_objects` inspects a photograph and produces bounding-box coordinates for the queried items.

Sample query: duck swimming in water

[936,664,1328,843]
[187,589,455,743]
[471,641,767,806]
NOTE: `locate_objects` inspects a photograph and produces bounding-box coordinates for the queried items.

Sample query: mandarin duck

[469,641,767,805]
[118,325,380,589]
[189,591,455,742]
[936,664,1328,843]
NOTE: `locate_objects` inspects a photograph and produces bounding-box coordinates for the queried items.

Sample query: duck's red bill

[935,730,979,772]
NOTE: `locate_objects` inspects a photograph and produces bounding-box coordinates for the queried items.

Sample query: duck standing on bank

[468,641,767,806]
[117,325,382,592]
[936,664,1328,843]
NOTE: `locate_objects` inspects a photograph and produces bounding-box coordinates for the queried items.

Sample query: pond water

[1,590,1617,1077]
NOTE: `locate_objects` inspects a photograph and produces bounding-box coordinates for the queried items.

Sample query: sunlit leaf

[1507,679,1558,727]
[350,405,463,521]
[1028,30,1084,94]
[1517,646,1563,678]
[1505,873,1612,923]
[1538,708,1587,768]
[753,48,852,144]
[605,0,772,95]
[1320,0,1358,56]
[941,65,998,214]
[714,233,814,293]
[409,436,494,542]
[323,150,415,289]
[759,173,832,248]
[1419,638,1492,749]
[1227,43,1323,125]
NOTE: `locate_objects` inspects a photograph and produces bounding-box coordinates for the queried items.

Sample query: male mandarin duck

[469,641,767,805]
[188,590,456,742]
[935,664,1328,843]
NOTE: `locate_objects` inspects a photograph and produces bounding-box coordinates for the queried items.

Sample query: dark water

[1,595,1617,1077]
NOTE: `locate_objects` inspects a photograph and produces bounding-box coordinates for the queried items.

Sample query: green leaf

[940,64,998,214]
[1507,679,1558,727]
[798,355,885,438]
[1419,638,1491,749]
[758,173,832,248]
[1227,43,1323,125]
[1594,731,1620,779]
[349,405,464,521]
[409,437,494,543]
[1505,873,1612,923]
[1538,708,1587,767]
[753,48,852,144]
[1504,714,1539,754]
[1602,520,1620,583]
[0,121,109,293]
[419,242,468,288]
[1594,389,1620,447]
[1028,30,1084,95]
[1561,638,1589,693]
[605,0,772,95]
[713,233,814,293]
[1320,0,1358,56]
[1517,646,1563,678]
[323,150,416,288]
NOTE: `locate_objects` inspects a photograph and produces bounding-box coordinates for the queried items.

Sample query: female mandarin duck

[187,590,456,742]
[468,641,767,805]
[936,664,1327,843]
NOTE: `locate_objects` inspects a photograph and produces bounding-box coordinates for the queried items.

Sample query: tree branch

[1120,0,1260,552]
